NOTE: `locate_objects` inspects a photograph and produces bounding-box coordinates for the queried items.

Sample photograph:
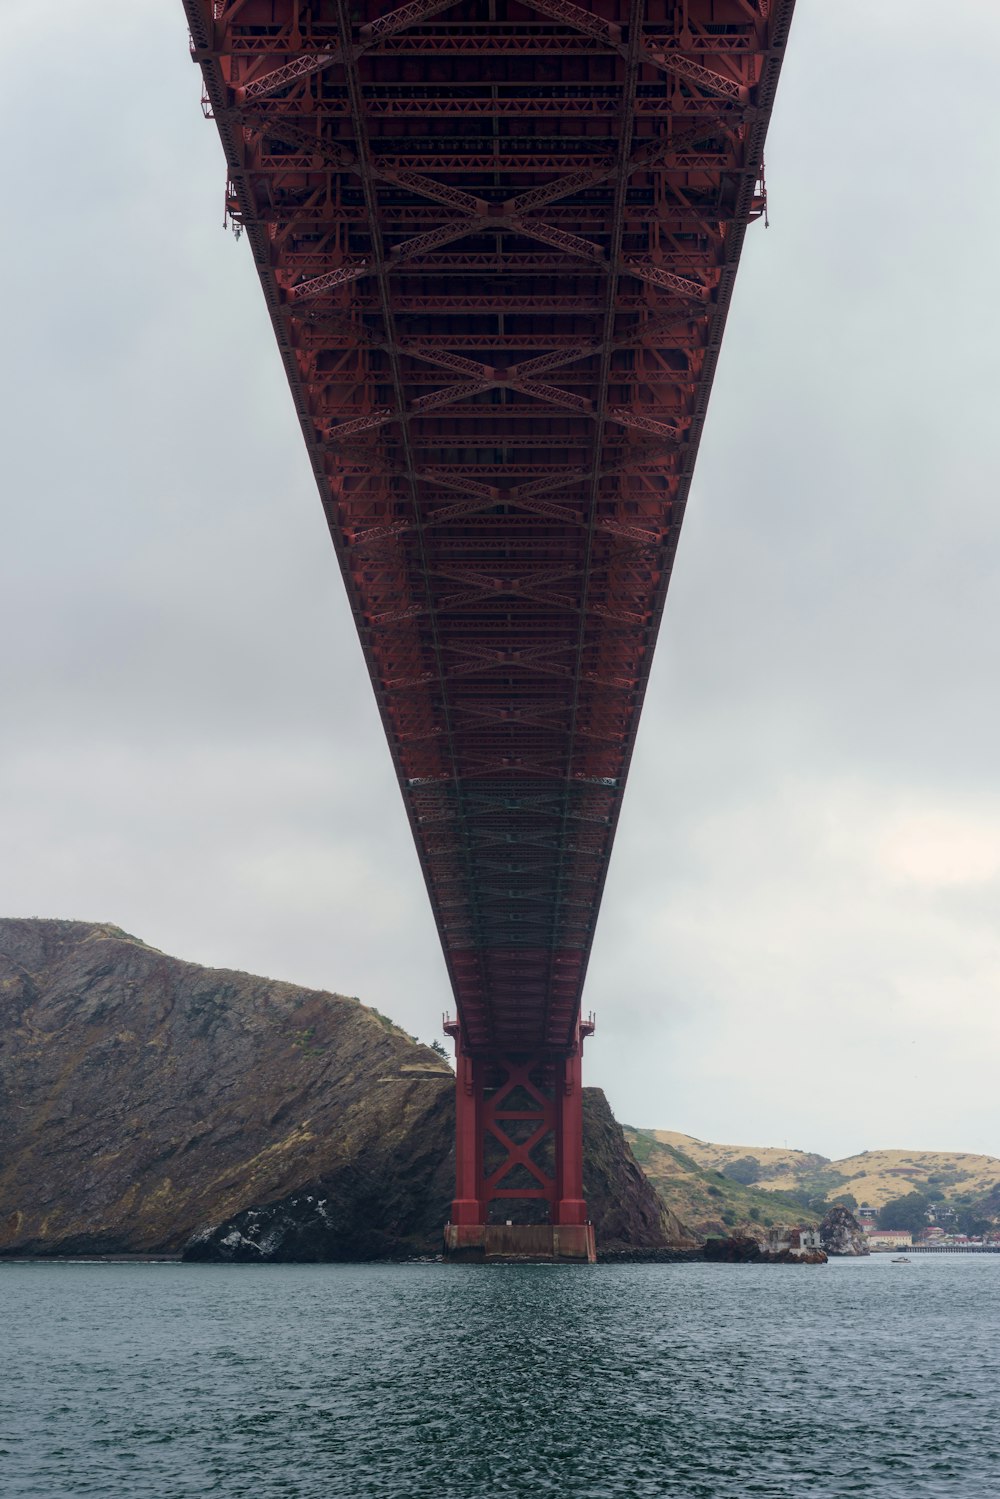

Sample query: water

[3,1257,998,1498]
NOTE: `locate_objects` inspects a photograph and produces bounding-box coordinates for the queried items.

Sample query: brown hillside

[763,1149,1000,1209]
[649,1130,828,1181]
[0,919,685,1256]
[643,1130,1000,1212]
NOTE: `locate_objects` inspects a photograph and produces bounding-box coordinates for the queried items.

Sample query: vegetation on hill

[637,1130,1000,1231]
[879,1191,995,1239]
[624,1130,824,1239]
[761,1148,1000,1214]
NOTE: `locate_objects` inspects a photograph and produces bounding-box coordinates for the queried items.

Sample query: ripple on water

[2,1257,999,1498]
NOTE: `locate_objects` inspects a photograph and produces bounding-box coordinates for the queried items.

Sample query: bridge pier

[443,1017,596,1263]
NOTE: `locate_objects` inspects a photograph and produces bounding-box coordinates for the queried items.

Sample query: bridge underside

[185,0,793,1248]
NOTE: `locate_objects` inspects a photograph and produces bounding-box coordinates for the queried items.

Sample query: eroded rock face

[184,1088,694,1262]
[0,918,456,1256]
[0,919,689,1258]
[820,1204,869,1256]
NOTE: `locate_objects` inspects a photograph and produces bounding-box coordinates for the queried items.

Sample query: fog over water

[2,2,1000,1158]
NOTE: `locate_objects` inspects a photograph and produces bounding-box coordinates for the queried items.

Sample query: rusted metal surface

[183,0,794,1227]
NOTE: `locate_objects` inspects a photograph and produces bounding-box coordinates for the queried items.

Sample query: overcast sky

[3,1,999,1162]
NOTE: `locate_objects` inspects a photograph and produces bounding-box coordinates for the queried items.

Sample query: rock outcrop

[704,1233,827,1265]
[820,1204,869,1256]
[703,1233,764,1263]
[0,919,689,1258]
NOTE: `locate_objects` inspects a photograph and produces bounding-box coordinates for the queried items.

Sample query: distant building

[867,1229,913,1249]
[764,1226,825,1259]
[857,1206,878,1226]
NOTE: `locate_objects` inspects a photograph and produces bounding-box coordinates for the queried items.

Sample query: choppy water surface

[3,1256,999,1498]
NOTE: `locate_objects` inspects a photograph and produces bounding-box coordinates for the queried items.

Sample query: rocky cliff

[0,919,688,1257]
[819,1204,868,1256]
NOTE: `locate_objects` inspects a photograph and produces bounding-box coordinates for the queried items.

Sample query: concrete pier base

[444,1222,596,1264]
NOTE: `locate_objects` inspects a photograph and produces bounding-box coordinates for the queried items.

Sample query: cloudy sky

[3,2,999,1162]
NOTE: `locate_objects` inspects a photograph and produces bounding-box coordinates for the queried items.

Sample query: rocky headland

[0,919,690,1259]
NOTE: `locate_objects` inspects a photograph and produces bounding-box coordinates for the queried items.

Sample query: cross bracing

[185,0,794,1063]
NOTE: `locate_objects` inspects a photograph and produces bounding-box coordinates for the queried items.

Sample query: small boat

[891,1256,911,1264]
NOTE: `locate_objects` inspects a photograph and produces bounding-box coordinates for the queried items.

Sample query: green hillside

[624,1129,821,1238]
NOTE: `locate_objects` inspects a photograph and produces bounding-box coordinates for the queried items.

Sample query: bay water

[3,1256,998,1498]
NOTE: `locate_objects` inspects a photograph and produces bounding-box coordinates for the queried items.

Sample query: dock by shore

[882,1245,1000,1255]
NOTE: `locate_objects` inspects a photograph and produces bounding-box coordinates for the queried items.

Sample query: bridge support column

[443,1017,595,1262]
[450,1043,483,1228]
[555,1039,587,1227]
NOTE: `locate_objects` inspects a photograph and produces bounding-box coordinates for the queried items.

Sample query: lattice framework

[184,0,794,1068]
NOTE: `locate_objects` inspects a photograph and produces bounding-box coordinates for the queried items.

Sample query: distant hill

[764,1146,1000,1212]
[648,1131,828,1183]
[635,1129,1000,1221]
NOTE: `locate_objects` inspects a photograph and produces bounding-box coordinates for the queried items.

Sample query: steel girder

[184,0,795,1058]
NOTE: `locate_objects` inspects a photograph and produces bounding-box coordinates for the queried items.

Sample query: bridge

[184,0,795,1262]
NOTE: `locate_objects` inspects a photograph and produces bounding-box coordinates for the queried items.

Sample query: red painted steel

[183,0,794,1235]
[445,1016,593,1226]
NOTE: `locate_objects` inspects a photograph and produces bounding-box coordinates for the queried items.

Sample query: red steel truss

[184,0,794,1249]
